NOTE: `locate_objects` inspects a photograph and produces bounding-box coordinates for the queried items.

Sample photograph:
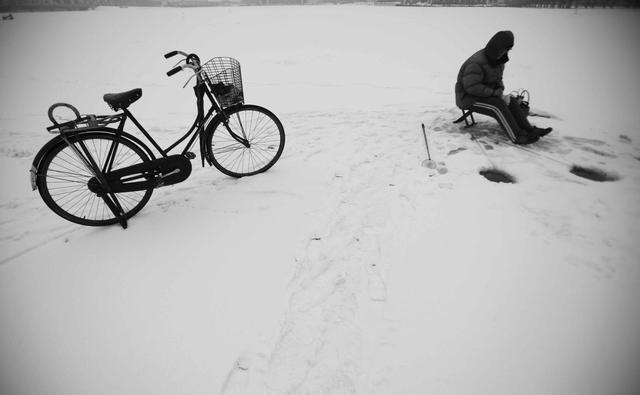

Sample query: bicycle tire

[36,133,154,226]
[205,104,285,178]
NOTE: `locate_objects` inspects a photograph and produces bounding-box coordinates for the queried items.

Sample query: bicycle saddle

[103,88,142,111]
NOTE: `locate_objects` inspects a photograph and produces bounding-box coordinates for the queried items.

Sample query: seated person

[455,30,551,145]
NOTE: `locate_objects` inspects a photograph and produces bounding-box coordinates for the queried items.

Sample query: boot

[514,132,539,145]
[530,126,553,138]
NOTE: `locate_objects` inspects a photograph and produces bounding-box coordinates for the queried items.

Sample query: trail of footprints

[219,108,640,394]
[247,113,418,395]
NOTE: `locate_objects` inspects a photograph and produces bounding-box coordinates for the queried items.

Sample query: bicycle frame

[115,81,247,166]
[42,58,250,173]
[34,53,261,229]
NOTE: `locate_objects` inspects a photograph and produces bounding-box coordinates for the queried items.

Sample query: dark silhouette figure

[455,31,551,145]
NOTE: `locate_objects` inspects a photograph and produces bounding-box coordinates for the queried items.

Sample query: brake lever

[182,71,201,88]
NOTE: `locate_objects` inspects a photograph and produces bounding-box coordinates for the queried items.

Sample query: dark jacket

[455,31,514,109]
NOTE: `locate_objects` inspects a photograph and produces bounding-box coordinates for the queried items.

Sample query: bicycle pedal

[184,152,196,160]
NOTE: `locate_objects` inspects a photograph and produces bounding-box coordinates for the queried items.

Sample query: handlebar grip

[164,51,178,59]
[167,66,182,76]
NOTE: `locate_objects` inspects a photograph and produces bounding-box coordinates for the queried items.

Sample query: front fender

[200,103,249,166]
[200,112,226,167]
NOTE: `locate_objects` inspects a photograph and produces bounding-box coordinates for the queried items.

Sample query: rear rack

[46,103,123,134]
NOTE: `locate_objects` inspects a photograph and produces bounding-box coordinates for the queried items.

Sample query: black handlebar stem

[186,53,201,66]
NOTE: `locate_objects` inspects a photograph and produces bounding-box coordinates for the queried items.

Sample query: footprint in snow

[566,255,616,280]
[578,146,617,159]
[447,147,467,155]
[619,134,632,144]
[220,355,251,395]
[368,272,387,302]
[564,136,607,147]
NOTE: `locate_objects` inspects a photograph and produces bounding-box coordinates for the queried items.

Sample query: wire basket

[200,57,244,108]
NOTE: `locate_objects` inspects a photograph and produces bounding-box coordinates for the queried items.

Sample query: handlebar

[165,50,201,78]
[167,66,182,76]
[164,50,188,59]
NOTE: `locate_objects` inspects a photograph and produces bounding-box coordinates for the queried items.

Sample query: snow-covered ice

[1,5,639,395]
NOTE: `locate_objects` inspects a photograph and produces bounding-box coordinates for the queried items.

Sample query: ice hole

[569,165,619,182]
[479,168,516,184]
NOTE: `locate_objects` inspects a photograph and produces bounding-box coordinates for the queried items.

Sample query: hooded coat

[455,31,514,110]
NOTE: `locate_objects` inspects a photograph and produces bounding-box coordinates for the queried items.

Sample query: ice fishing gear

[453,109,477,128]
[509,88,554,119]
[469,131,496,168]
[510,88,530,116]
[503,139,569,167]
[469,131,516,183]
[421,123,436,169]
[464,90,616,182]
[503,140,619,182]
[420,124,448,174]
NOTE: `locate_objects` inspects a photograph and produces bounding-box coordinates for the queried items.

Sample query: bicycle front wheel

[206,104,285,178]
[37,133,154,226]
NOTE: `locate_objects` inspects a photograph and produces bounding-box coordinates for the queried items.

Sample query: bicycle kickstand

[99,192,128,229]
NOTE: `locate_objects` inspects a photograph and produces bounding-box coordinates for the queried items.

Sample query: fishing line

[469,131,497,168]
[470,132,517,183]
[502,138,618,182]
[502,140,572,167]
[463,90,617,182]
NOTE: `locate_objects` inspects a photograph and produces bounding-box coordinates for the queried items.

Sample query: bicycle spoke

[213,144,246,155]
[61,189,94,215]
[208,106,283,177]
[40,134,153,225]
[44,175,91,184]
[54,151,94,177]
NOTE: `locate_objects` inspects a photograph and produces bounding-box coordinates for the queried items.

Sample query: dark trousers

[470,97,532,143]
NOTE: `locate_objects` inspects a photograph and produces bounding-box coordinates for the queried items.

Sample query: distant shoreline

[2,6,94,13]
[3,1,638,14]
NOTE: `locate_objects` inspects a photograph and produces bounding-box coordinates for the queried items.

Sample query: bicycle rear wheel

[37,133,154,226]
[206,104,285,178]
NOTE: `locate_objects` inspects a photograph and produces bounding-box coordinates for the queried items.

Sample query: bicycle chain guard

[89,155,192,194]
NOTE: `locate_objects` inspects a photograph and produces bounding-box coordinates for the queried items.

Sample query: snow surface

[1,5,640,395]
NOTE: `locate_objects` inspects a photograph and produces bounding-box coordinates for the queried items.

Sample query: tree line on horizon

[406,0,638,5]
[2,0,638,13]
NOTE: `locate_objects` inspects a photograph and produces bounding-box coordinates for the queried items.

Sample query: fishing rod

[420,123,448,174]
[421,123,436,169]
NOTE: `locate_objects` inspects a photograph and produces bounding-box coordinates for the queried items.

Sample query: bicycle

[30,51,286,229]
